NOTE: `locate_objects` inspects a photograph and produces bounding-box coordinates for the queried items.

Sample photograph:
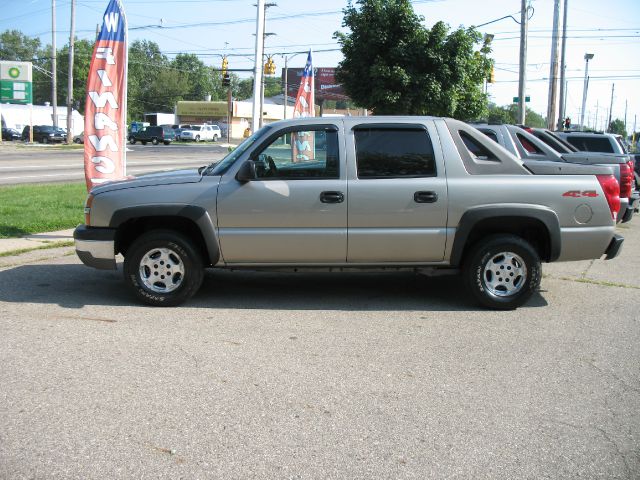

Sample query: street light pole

[579,53,594,131]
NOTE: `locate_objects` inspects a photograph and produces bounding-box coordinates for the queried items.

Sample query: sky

[2,0,639,131]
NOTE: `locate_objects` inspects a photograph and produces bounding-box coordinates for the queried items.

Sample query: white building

[0,103,84,135]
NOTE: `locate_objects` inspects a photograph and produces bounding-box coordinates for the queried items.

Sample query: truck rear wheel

[123,230,204,307]
[152,138,159,145]
[463,234,541,310]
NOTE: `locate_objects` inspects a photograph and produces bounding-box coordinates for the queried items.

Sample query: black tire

[463,234,541,310]
[163,141,170,145]
[213,134,219,142]
[41,136,48,144]
[130,138,136,145]
[123,230,204,307]
[195,135,200,142]
[141,141,147,145]
[152,138,159,145]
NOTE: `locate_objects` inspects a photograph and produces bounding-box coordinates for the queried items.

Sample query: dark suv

[129,125,175,145]
[21,125,66,143]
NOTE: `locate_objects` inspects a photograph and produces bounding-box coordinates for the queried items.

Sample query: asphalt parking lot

[0,220,639,478]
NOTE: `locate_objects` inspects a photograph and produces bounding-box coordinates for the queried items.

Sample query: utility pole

[557,0,568,129]
[251,0,265,133]
[66,0,75,144]
[51,0,58,128]
[546,0,561,130]
[607,83,614,132]
[517,0,528,125]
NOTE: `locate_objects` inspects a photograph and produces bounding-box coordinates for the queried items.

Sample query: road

[1,217,639,478]
[0,142,230,185]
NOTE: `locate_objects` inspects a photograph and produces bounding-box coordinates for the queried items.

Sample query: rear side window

[480,129,499,143]
[516,133,544,154]
[354,128,436,178]
[567,136,614,153]
[459,131,499,161]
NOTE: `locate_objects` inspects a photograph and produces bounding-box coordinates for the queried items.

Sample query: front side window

[354,127,435,178]
[254,128,339,179]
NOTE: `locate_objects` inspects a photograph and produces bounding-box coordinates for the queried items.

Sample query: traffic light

[488,66,495,83]
[222,74,230,87]
[221,56,228,76]
[264,56,276,75]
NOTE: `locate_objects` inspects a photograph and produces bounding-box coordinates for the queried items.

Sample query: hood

[91,168,204,195]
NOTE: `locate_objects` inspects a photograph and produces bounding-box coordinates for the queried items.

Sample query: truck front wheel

[463,234,541,310]
[123,230,204,306]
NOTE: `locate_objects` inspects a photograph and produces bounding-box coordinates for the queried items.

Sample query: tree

[485,103,546,128]
[55,39,93,114]
[0,30,41,61]
[334,0,491,118]
[608,118,626,138]
[171,53,216,101]
[127,40,170,120]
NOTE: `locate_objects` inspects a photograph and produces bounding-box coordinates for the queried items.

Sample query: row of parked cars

[128,124,222,146]
[470,125,640,223]
[2,125,77,143]
[2,123,224,147]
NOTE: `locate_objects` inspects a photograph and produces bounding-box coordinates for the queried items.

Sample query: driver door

[216,124,347,264]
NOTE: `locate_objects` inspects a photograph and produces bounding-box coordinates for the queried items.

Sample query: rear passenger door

[346,122,448,263]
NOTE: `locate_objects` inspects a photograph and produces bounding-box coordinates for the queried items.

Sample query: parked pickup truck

[74,117,623,310]
[473,123,638,223]
[180,124,221,142]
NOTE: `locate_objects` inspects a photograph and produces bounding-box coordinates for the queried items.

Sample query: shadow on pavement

[0,262,548,311]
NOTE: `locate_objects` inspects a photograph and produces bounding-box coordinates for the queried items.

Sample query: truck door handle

[320,191,345,203]
[414,191,438,203]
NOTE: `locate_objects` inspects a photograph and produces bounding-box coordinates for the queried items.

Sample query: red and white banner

[83,0,128,191]
[293,50,314,118]
[292,51,314,162]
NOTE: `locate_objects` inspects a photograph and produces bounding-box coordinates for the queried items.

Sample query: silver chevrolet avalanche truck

[74,117,624,309]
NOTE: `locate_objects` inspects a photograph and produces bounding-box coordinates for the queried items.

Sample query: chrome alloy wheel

[139,247,185,293]
[482,251,527,297]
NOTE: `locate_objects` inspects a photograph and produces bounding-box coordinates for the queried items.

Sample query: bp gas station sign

[1,61,33,104]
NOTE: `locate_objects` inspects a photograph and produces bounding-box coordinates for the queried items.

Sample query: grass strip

[0,183,86,238]
[0,240,74,258]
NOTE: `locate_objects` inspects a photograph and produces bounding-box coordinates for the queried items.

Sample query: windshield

[205,125,272,176]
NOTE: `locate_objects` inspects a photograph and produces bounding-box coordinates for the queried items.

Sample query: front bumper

[74,225,117,270]
[604,234,624,260]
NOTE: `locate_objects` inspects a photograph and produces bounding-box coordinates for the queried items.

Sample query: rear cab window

[353,126,436,178]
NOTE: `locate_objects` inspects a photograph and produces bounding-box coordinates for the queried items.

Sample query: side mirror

[236,160,257,183]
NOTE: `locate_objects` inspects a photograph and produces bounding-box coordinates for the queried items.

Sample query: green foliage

[334,0,492,119]
[0,30,41,60]
[0,183,85,238]
[608,119,626,137]
[55,39,93,114]
[486,103,546,128]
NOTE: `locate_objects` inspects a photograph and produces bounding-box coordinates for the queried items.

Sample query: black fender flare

[450,206,561,266]
[109,205,220,264]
